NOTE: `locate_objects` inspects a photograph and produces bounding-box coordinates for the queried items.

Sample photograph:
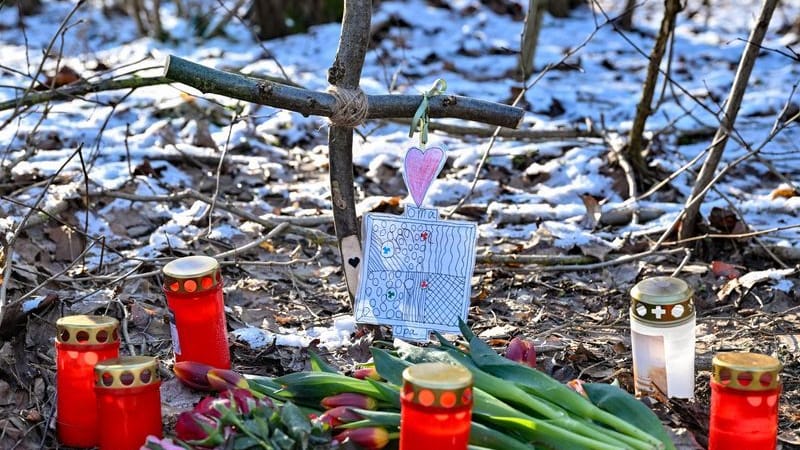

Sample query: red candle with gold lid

[708,352,782,450]
[55,315,120,447]
[162,255,230,368]
[400,362,473,450]
[95,356,163,450]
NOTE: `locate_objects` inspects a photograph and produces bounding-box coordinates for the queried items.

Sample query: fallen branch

[476,253,596,266]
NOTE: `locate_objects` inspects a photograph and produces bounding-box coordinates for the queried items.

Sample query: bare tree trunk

[250,0,344,40]
[617,0,637,30]
[625,0,681,180]
[16,0,41,16]
[678,0,779,240]
[518,0,546,80]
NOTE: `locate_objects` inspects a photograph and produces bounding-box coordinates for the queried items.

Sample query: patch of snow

[232,315,356,350]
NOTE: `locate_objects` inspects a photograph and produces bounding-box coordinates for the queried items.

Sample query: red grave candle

[162,256,230,369]
[400,362,473,450]
[709,352,782,450]
[55,315,120,447]
[95,356,163,450]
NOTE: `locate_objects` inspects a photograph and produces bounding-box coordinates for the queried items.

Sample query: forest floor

[0,0,799,448]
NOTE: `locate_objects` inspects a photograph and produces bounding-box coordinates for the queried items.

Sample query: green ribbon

[409,78,447,146]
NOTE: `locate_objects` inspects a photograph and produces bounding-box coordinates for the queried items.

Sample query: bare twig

[476,253,597,266]
[0,0,86,131]
[662,222,800,246]
[447,19,604,217]
[214,222,290,259]
[0,76,171,112]
[0,144,84,328]
[539,248,686,272]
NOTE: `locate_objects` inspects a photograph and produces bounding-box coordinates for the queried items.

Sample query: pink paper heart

[403,146,446,207]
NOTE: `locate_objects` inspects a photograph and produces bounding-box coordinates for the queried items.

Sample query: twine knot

[328,86,368,128]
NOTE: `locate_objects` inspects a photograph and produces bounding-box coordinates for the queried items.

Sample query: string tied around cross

[409,78,447,146]
[327,86,369,128]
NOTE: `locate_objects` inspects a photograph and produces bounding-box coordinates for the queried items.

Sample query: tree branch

[0,76,171,111]
[164,55,525,129]
[679,0,779,239]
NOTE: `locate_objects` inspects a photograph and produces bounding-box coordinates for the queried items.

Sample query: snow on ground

[0,0,798,345]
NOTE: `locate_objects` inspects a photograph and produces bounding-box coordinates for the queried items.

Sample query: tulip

[566,379,589,398]
[207,368,249,391]
[352,367,381,381]
[333,427,390,449]
[173,361,216,391]
[175,411,223,446]
[321,392,378,410]
[505,336,537,368]
[317,406,363,428]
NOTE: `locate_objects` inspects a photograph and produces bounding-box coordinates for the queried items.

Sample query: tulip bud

[317,406,363,428]
[175,411,223,446]
[506,337,537,368]
[207,368,249,392]
[353,367,381,381]
[334,427,390,449]
[173,361,216,391]
[566,379,588,398]
[321,392,378,410]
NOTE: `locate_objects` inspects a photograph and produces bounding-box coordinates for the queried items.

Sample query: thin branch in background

[77,146,90,271]
[207,105,242,236]
[446,16,607,218]
[1,0,86,131]
[86,89,135,169]
[0,144,84,328]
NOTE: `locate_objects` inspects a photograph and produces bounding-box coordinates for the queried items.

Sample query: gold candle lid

[56,315,119,345]
[95,356,160,389]
[712,352,782,391]
[402,362,473,409]
[162,255,221,294]
[630,276,695,325]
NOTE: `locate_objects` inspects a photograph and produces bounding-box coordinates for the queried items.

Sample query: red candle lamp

[95,356,163,450]
[162,255,230,368]
[55,315,120,447]
[400,362,473,450]
[709,352,782,450]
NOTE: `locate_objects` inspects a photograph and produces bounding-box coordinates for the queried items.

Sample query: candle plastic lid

[630,276,694,325]
[163,255,221,294]
[56,315,119,345]
[402,362,473,408]
[95,356,160,389]
[712,352,782,391]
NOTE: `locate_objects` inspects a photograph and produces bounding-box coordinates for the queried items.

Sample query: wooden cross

[163,0,524,301]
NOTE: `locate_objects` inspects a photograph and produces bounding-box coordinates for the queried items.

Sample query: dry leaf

[770,186,799,199]
[711,260,741,280]
[717,268,796,300]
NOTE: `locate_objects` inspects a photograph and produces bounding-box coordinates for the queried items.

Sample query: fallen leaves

[717,267,797,300]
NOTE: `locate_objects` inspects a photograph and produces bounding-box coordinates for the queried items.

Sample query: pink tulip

[506,337,537,368]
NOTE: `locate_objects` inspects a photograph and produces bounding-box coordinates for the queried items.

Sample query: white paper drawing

[354,204,477,336]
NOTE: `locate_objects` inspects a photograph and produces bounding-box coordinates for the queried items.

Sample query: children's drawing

[354,146,477,340]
